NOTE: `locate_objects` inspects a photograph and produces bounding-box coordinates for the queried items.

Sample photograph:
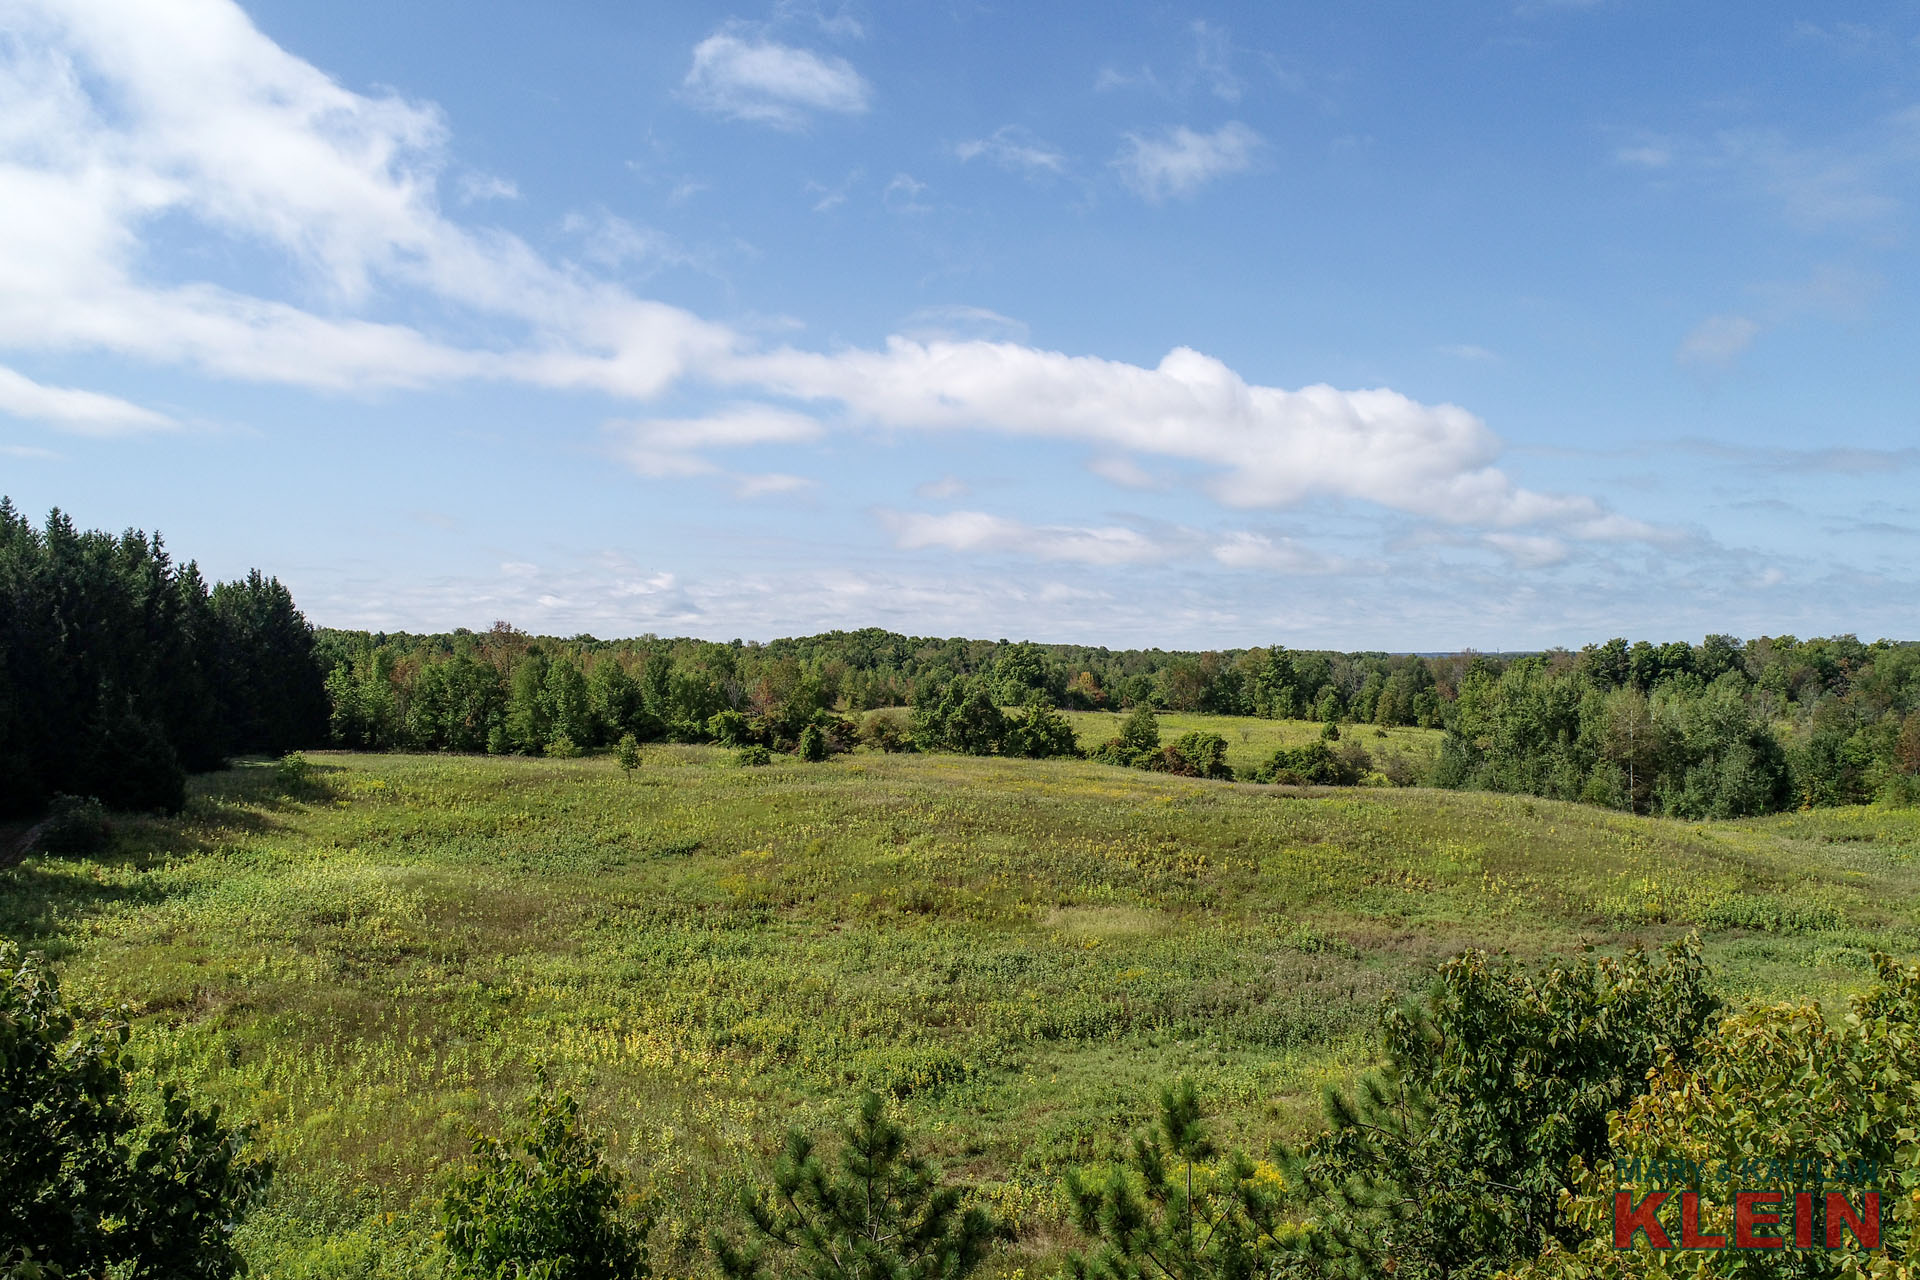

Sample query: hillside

[5,746,1915,1275]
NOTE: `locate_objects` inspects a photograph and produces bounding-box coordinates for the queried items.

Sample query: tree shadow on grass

[0,759,337,954]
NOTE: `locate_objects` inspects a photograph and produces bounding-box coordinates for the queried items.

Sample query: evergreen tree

[712,1092,1003,1280]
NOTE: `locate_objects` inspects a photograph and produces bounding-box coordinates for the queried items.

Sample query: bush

[797,725,828,762]
[1511,953,1920,1280]
[442,1085,650,1280]
[1155,730,1232,779]
[0,942,272,1277]
[708,710,755,748]
[735,745,774,767]
[1284,937,1719,1279]
[546,732,581,759]
[36,794,109,855]
[1252,740,1361,786]
[1118,704,1161,757]
[858,712,911,753]
[910,679,1009,755]
[615,733,642,777]
[1004,700,1080,759]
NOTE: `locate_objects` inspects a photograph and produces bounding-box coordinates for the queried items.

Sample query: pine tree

[713,1092,1003,1280]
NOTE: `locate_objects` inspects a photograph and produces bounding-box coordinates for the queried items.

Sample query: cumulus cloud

[0,0,731,398]
[0,0,1664,568]
[1115,122,1262,200]
[0,365,174,434]
[880,510,1166,565]
[681,28,870,129]
[724,340,1661,539]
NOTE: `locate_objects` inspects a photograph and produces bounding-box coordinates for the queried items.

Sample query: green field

[1054,710,1444,775]
[4,745,1918,1277]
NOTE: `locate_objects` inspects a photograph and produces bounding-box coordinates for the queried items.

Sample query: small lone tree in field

[615,733,641,779]
[798,724,828,762]
[713,1091,1003,1280]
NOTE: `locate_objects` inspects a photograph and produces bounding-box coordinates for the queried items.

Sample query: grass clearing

[3,744,1916,1276]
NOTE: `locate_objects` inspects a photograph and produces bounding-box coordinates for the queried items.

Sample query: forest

[5,504,1917,822]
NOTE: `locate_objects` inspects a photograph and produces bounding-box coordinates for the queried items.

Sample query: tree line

[319,624,1920,814]
[0,502,327,817]
[6,502,1916,819]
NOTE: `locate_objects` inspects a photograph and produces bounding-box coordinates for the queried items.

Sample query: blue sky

[2,0,1917,649]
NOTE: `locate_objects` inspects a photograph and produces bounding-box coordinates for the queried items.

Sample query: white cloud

[1614,145,1672,169]
[881,509,1166,565]
[1088,456,1162,489]
[1483,532,1570,568]
[0,364,174,434]
[681,29,870,129]
[610,404,822,478]
[456,171,519,203]
[0,0,732,398]
[725,340,1658,539]
[955,126,1067,178]
[915,475,970,500]
[898,305,1028,344]
[734,472,814,498]
[0,0,1664,562]
[1191,21,1242,101]
[1438,343,1499,362]
[883,173,930,213]
[1094,65,1163,94]
[1,443,61,459]
[1677,314,1761,367]
[1115,122,1262,200]
[560,210,687,274]
[1210,531,1339,573]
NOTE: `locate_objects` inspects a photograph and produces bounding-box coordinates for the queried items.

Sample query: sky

[2,0,1918,650]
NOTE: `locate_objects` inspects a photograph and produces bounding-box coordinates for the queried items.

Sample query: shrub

[712,1092,1003,1280]
[858,712,911,753]
[441,1085,650,1280]
[0,942,272,1277]
[1283,937,1719,1280]
[36,794,109,855]
[1252,740,1361,786]
[910,679,1009,755]
[1004,700,1080,759]
[708,710,755,748]
[1511,953,1920,1280]
[546,732,581,759]
[1118,704,1161,757]
[1156,730,1232,779]
[735,745,774,767]
[797,725,828,762]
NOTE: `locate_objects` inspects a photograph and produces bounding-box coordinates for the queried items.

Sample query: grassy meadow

[4,744,1918,1277]
[1055,709,1444,775]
